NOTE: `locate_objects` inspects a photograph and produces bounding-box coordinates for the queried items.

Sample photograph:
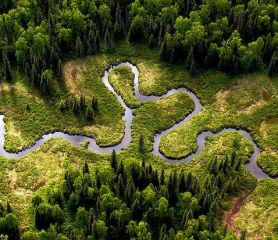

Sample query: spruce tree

[6,201,12,213]
[148,34,155,49]
[96,173,101,190]
[160,41,168,61]
[139,134,145,154]
[83,161,90,174]
[131,199,141,220]
[3,54,12,82]
[160,169,165,185]
[117,174,125,197]
[85,107,94,121]
[92,97,98,112]
[268,51,277,77]
[117,160,125,179]
[111,149,118,171]
[179,172,186,192]
[75,36,84,57]
[80,95,86,111]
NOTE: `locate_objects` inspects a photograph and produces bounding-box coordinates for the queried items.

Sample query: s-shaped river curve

[0,62,271,179]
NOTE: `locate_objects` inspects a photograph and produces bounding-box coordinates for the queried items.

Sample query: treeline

[6,151,249,239]
[0,0,130,93]
[128,0,278,76]
[0,201,20,240]
[0,0,277,95]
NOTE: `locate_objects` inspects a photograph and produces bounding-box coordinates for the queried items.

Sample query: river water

[0,62,271,179]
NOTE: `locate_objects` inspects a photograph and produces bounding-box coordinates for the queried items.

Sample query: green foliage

[21,152,246,239]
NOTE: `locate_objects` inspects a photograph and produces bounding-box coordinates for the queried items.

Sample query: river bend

[0,62,271,179]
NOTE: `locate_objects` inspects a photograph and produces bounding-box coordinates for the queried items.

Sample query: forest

[0,150,250,240]
[1,0,278,93]
[0,0,277,239]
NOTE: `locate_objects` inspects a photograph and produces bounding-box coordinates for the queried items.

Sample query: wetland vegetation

[0,0,277,239]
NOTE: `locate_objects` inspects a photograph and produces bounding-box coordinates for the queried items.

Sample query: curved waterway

[0,62,271,179]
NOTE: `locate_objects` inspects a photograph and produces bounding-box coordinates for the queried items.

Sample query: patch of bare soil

[8,169,35,196]
[223,189,254,235]
[63,62,80,94]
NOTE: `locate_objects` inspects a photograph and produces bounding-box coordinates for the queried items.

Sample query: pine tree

[160,169,165,185]
[139,134,145,154]
[30,64,37,85]
[179,172,186,192]
[104,29,111,49]
[85,107,94,122]
[235,159,241,171]
[26,103,31,111]
[117,160,125,179]
[92,97,98,112]
[189,59,196,76]
[159,224,167,240]
[148,34,155,49]
[75,36,84,57]
[268,51,277,77]
[186,47,194,68]
[186,172,193,191]
[65,171,73,192]
[173,170,178,192]
[83,161,90,174]
[125,178,135,204]
[57,60,62,76]
[6,201,12,213]
[153,170,159,186]
[131,199,141,220]
[80,95,86,111]
[3,54,12,82]
[111,149,118,171]
[160,41,168,61]
[96,173,101,189]
[169,208,175,226]
[117,174,125,197]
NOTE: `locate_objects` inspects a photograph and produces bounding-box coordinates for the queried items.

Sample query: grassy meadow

[0,42,276,237]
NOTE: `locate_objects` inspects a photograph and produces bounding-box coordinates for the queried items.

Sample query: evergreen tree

[148,34,156,49]
[111,149,118,171]
[139,134,145,154]
[117,160,125,178]
[160,169,165,185]
[92,97,98,112]
[179,172,186,192]
[75,36,84,57]
[268,51,277,77]
[3,54,12,82]
[117,174,125,198]
[83,161,90,174]
[85,107,94,122]
[6,201,12,213]
[160,41,168,61]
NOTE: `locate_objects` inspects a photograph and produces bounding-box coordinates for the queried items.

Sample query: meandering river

[0,62,271,179]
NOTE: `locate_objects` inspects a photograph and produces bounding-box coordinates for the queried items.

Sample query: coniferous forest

[0,0,277,240]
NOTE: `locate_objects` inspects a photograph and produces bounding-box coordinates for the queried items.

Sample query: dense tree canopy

[0,0,277,94]
[13,152,248,239]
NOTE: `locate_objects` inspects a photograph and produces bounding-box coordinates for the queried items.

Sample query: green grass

[0,41,276,237]
[108,66,140,108]
[233,179,278,240]
[0,138,112,232]
[156,72,278,176]
[0,68,125,151]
